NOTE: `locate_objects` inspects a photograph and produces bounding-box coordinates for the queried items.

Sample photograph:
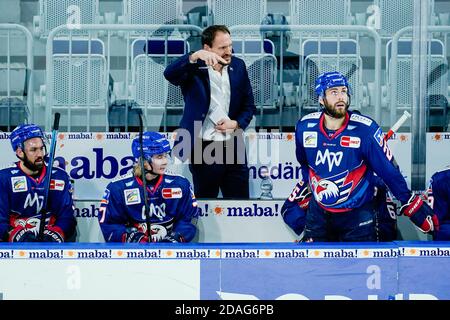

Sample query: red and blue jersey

[0,162,76,240]
[427,166,450,225]
[295,111,411,212]
[99,173,199,242]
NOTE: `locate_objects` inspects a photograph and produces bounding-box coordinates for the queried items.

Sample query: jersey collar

[135,174,164,195]
[319,112,349,140]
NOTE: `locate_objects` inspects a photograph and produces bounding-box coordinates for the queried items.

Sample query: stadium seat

[0,24,33,131]
[119,0,186,37]
[299,39,365,116]
[33,0,100,38]
[131,38,189,130]
[233,38,278,126]
[43,38,109,131]
[207,0,267,27]
[289,0,352,27]
[374,0,436,38]
[386,38,449,131]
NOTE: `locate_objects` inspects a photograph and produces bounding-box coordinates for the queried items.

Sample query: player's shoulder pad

[163,173,190,188]
[0,163,20,178]
[111,172,134,183]
[300,111,321,122]
[0,163,18,172]
[349,112,373,127]
[51,166,70,178]
[431,166,450,182]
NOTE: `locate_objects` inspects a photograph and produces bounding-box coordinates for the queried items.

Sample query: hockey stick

[138,114,152,243]
[384,110,411,141]
[37,112,60,241]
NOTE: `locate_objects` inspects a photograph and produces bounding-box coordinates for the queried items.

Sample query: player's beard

[23,153,44,173]
[323,99,349,119]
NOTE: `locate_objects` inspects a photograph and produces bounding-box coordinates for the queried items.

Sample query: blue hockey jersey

[295,111,411,212]
[0,162,77,240]
[99,173,199,242]
[427,166,450,239]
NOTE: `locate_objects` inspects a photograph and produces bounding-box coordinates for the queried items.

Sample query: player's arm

[281,181,311,235]
[168,182,199,243]
[294,121,311,185]
[0,178,11,241]
[364,125,438,233]
[98,184,129,242]
[46,175,77,242]
[427,174,448,227]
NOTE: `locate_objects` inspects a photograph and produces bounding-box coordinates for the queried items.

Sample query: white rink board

[74,200,299,243]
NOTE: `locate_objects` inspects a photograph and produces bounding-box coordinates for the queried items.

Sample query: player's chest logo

[124,188,141,205]
[24,193,44,213]
[162,188,183,199]
[310,171,353,206]
[303,131,317,148]
[141,203,167,221]
[11,176,28,192]
[315,149,343,171]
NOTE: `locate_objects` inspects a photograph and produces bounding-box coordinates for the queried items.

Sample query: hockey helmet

[131,132,171,161]
[10,124,46,152]
[315,71,351,97]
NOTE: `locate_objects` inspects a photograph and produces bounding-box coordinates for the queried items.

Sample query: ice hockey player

[0,124,76,242]
[289,71,438,241]
[427,166,450,240]
[99,132,198,243]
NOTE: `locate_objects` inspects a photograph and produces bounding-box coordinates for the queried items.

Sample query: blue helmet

[314,71,351,97]
[10,124,46,152]
[131,132,171,161]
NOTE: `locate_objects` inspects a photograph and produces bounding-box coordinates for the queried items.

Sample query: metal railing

[45,24,202,131]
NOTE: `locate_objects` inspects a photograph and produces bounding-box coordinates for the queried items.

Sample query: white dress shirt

[201,65,231,141]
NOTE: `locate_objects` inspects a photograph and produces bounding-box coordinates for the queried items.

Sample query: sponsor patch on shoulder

[112,172,133,183]
[301,112,321,121]
[11,176,27,192]
[340,136,361,148]
[124,188,141,205]
[303,131,317,148]
[162,187,183,199]
[350,113,373,126]
[373,127,384,147]
[50,179,65,191]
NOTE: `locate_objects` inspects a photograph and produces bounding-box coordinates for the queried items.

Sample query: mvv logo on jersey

[162,188,182,199]
[11,176,27,192]
[24,193,44,212]
[315,150,343,171]
[124,188,141,205]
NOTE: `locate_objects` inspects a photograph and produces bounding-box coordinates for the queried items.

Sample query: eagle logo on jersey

[310,164,367,207]
[313,179,340,205]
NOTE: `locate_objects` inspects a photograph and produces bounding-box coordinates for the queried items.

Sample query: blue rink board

[0,242,449,300]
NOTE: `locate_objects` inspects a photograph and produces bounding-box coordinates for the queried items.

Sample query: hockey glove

[400,194,440,233]
[9,226,38,242]
[43,226,65,243]
[122,229,149,243]
[160,232,185,243]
